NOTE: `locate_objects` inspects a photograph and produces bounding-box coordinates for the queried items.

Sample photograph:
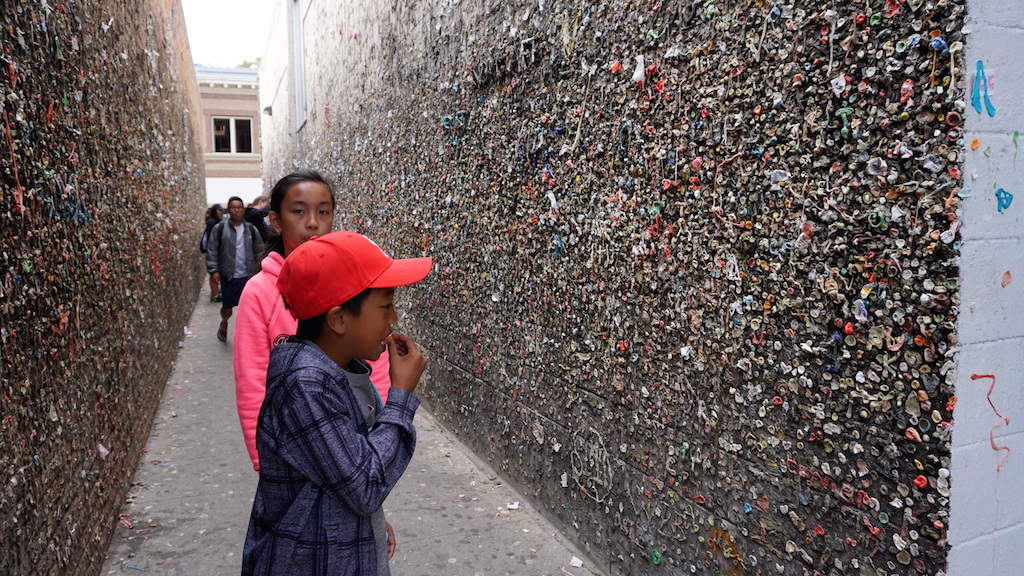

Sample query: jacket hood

[259,250,285,279]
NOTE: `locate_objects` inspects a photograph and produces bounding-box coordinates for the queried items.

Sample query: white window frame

[291,0,307,130]
[211,116,254,154]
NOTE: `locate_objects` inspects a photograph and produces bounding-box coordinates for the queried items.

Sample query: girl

[233,170,392,471]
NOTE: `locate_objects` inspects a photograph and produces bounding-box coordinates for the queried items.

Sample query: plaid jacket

[242,340,418,576]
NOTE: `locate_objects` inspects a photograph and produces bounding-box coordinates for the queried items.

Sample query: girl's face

[269,181,334,256]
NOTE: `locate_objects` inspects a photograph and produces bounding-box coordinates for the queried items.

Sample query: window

[212,117,253,154]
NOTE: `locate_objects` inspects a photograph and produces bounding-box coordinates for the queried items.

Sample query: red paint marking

[971,374,1012,471]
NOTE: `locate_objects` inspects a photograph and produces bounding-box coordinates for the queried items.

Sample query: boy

[241,231,432,576]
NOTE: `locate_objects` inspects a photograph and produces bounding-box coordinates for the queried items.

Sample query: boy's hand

[387,333,427,393]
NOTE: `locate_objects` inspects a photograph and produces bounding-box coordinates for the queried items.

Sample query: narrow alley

[99,282,603,576]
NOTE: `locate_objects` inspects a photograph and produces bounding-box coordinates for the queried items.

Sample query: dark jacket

[244,206,270,241]
[200,215,221,253]
[205,220,263,279]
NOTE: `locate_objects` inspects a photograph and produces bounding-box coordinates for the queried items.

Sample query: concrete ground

[100,280,603,576]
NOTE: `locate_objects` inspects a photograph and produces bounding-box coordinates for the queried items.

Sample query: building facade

[196,65,262,205]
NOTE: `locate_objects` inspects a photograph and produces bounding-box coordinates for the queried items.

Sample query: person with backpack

[205,197,264,341]
[202,203,225,301]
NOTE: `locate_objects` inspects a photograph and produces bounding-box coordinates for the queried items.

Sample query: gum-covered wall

[261,0,967,574]
[0,1,205,575]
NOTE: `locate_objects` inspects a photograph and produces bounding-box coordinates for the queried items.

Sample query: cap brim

[367,257,432,289]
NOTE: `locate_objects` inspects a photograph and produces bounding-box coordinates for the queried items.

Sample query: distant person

[205,196,263,341]
[241,231,431,576]
[234,170,392,474]
[203,203,225,302]
[245,195,271,241]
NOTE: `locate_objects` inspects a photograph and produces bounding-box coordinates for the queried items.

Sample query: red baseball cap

[277,231,432,320]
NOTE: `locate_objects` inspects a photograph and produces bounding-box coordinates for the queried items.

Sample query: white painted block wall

[949,1,1024,573]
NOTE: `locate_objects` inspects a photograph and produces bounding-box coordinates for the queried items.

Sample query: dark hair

[227,196,244,206]
[294,289,372,340]
[263,170,336,259]
[295,313,327,341]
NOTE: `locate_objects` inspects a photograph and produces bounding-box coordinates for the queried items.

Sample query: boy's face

[341,288,398,362]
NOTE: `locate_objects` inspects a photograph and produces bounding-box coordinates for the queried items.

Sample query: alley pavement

[100,279,604,576]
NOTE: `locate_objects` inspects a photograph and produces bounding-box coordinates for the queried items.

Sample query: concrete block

[948,513,1024,575]
[950,342,1024,446]
[957,238,1024,341]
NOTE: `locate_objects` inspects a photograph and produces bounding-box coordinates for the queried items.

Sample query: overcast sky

[180,0,275,68]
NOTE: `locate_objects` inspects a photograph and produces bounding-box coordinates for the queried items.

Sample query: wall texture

[0,1,205,575]
[261,0,979,574]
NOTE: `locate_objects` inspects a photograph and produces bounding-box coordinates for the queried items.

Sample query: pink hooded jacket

[233,251,391,472]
